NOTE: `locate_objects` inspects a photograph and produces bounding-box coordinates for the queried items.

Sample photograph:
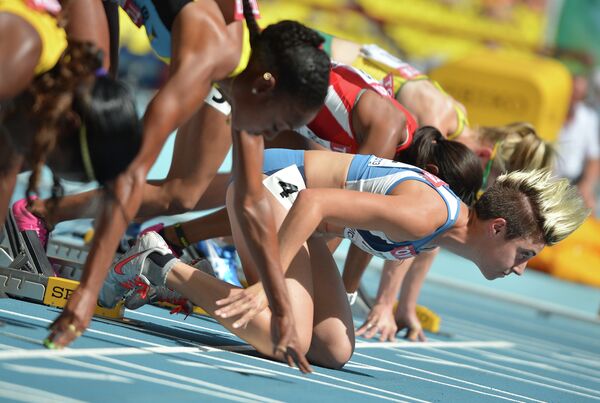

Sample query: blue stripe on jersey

[262,149,306,180]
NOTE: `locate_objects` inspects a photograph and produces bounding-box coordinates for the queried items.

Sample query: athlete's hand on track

[45,287,96,348]
[272,312,312,374]
[356,303,398,342]
[215,283,268,329]
[396,307,426,342]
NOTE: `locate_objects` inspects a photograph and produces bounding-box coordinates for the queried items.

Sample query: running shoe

[98,231,171,308]
[123,258,210,314]
[12,197,49,249]
[125,285,193,318]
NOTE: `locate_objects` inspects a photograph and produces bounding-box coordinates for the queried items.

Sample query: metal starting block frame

[0,210,123,319]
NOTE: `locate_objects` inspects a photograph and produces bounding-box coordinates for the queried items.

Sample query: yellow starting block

[43,276,124,319]
[429,50,571,142]
[392,302,441,333]
[415,305,441,334]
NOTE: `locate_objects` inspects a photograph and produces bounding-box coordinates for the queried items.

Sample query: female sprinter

[1,41,141,241]
[97,148,588,370]
[316,34,558,341]
[40,0,331,368]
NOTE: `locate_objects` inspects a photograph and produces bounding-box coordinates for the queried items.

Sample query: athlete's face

[475,219,545,280]
[232,95,320,139]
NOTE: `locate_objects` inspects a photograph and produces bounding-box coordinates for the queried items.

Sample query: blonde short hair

[475,169,589,245]
[478,122,555,173]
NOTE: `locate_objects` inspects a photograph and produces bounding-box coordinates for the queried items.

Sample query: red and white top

[295,62,417,154]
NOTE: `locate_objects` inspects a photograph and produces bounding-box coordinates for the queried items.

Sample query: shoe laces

[121,277,150,300]
[157,291,192,319]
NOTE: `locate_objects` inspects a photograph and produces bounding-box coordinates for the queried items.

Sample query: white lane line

[0,380,85,403]
[395,347,600,400]
[443,334,600,386]
[168,359,275,376]
[442,316,600,379]
[126,309,233,336]
[0,312,281,403]
[4,363,133,383]
[0,346,215,360]
[353,352,544,403]
[356,341,514,349]
[442,310,600,361]
[129,310,431,402]
[0,310,420,403]
[0,342,278,403]
[191,347,428,403]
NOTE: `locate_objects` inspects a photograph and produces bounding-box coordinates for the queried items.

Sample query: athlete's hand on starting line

[216,283,312,373]
[356,302,398,342]
[273,312,312,374]
[215,283,268,329]
[396,308,426,342]
[44,287,96,349]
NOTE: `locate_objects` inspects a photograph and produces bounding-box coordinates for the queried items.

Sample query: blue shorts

[262,149,306,180]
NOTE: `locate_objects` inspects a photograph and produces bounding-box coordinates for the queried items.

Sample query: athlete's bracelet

[347,291,358,306]
[174,223,191,248]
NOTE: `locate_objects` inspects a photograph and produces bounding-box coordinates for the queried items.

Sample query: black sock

[157,228,184,256]
[148,252,176,267]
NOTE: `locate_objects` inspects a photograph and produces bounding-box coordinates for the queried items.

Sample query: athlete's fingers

[232,309,258,329]
[215,298,249,318]
[215,291,244,307]
[364,323,380,339]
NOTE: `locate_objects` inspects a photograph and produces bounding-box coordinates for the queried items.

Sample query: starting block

[0,210,123,319]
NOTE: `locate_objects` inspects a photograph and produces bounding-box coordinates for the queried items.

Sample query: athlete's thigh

[65,0,110,68]
[225,183,315,341]
[306,237,355,364]
[167,104,231,182]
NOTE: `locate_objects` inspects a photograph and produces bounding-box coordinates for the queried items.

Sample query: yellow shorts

[0,0,66,75]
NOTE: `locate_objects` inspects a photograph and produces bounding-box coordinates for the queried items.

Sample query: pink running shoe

[12,197,49,249]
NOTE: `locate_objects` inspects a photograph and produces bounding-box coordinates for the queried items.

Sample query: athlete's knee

[312,340,354,370]
[308,335,354,370]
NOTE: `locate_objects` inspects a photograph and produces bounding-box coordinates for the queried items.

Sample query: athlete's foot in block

[125,285,193,317]
[12,197,50,249]
[98,231,172,309]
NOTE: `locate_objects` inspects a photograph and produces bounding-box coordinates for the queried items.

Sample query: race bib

[360,44,424,80]
[262,165,306,210]
[204,86,231,116]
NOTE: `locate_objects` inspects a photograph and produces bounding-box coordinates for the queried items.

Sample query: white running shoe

[98,231,171,308]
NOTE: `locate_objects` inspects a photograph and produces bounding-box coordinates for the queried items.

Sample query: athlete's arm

[353,90,407,159]
[278,188,432,271]
[46,6,239,348]
[232,129,311,373]
[0,137,22,231]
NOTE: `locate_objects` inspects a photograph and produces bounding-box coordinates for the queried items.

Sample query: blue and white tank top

[343,155,461,260]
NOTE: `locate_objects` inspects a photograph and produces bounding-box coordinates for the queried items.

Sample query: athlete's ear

[424,164,439,176]
[251,72,276,96]
[476,146,493,164]
[489,218,507,238]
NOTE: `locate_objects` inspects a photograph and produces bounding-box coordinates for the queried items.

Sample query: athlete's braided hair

[242,0,330,110]
[400,126,483,206]
[19,41,100,206]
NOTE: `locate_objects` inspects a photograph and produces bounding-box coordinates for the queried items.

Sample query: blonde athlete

[318,33,557,340]
[99,149,587,369]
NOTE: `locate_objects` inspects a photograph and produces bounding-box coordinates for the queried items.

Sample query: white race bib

[262,165,306,210]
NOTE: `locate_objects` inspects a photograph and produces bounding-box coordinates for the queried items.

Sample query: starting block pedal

[1,209,123,320]
[415,305,441,334]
